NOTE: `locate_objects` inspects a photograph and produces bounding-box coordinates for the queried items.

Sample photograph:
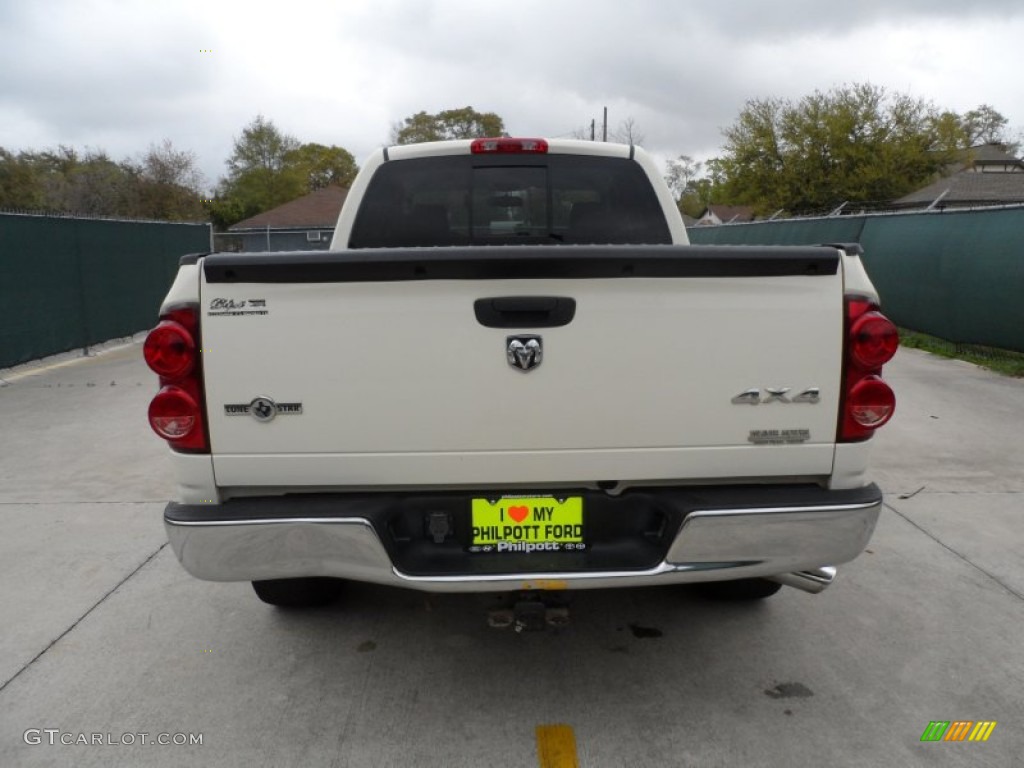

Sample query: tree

[26,145,81,211]
[962,105,1009,146]
[712,97,786,212]
[0,148,45,210]
[1,142,207,220]
[664,155,703,199]
[219,115,303,218]
[959,104,1020,154]
[711,83,968,214]
[391,107,505,144]
[204,194,248,231]
[664,155,712,218]
[139,140,203,191]
[928,110,970,154]
[27,147,140,217]
[611,117,645,145]
[135,139,206,220]
[215,116,359,225]
[285,142,357,191]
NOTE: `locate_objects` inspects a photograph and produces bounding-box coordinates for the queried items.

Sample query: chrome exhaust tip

[768,566,837,594]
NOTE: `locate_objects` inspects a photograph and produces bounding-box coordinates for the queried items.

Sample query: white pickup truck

[145,137,898,610]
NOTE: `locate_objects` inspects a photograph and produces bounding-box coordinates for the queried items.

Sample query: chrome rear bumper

[164,485,881,594]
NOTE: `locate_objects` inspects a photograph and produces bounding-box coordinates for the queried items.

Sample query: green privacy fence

[688,208,1024,353]
[687,216,867,247]
[0,213,210,369]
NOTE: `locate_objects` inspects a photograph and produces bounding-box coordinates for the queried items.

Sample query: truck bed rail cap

[202,245,840,284]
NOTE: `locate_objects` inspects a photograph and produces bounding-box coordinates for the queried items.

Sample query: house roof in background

[896,171,1024,206]
[893,142,1024,208]
[967,142,1024,166]
[701,204,756,223]
[229,186,348,231]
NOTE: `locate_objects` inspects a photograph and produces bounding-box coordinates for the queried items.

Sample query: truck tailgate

[199,246,843,488]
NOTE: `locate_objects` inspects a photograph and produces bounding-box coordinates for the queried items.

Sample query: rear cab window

[348,154,671,248]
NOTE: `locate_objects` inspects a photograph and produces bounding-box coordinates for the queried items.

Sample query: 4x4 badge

[731,387,820,404]
[507,335,543,372]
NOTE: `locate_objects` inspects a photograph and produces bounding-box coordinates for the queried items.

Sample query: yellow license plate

[470,496,585,553]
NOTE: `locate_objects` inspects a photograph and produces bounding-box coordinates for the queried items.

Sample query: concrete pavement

[0,343,1021,767]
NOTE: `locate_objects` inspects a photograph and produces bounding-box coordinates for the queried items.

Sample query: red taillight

[470,137,548,154]
[143,320,195,379]
[847,376,896,428]
[144,304,208,452]
[149,386,199,440]
[840,297,898,442]
[850,311,898,369]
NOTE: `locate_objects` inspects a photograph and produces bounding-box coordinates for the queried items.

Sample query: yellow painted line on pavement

[3,357,95,382]
[1,342,140,383]
[536,724,579,768]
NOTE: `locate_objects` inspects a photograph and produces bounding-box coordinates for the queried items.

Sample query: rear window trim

[347,154,672,249]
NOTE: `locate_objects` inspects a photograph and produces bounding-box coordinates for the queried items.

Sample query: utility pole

[590,119,595,141]
[602,107,607,142]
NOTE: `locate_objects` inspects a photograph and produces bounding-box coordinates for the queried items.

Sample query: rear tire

[696,578,783,601]
[252,577,343,608]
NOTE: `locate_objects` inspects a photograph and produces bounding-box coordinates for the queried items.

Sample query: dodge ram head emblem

[507,335,543,372]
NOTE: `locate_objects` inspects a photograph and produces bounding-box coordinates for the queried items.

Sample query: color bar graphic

[920,720,996,743]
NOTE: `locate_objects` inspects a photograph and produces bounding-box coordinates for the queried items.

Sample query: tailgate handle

[474,296,576,328]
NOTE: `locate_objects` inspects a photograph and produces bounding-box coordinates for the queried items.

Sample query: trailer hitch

[487,592,570,632]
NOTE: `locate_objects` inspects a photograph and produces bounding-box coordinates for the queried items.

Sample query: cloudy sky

[2,0,1022,191]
